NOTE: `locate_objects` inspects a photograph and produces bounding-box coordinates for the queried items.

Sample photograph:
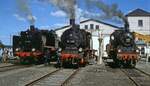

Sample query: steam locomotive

[106,27,139,67]
[13,25,58,64]
[60,19,91,67]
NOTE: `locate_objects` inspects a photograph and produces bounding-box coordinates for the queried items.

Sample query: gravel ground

[67,63,136,86]
[0,60,149,86]
[0,65,57,86]
[0,63,14,67]
[136,60,150,75]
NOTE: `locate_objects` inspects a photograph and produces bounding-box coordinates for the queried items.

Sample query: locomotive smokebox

[70,19,75,26]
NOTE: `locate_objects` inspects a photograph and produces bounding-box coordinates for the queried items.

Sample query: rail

[25,69,61,86]
[121,68,150,86]
[61,68,80,86]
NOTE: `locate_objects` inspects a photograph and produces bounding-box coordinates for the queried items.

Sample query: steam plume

[86,0,129,30]
[39,0,76,19]
[16,0,35,25]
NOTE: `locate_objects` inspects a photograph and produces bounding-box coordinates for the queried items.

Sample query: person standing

[2,48,9,63]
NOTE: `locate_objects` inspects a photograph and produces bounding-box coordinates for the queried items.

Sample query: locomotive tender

[106,22,139,67]
[60,19,91,67]
[13,25,58,64]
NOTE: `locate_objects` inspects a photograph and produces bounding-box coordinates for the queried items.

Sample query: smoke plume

[39,0,76,19]
[86,0,129,29]
[16,0,35,25]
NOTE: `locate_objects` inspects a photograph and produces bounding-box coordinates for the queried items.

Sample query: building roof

[126,8,150,17]
[54,25,70,31]
[54,19,120,31]
[80,19,120,29]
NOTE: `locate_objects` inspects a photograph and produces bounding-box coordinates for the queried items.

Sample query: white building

[55,19,120,57]
[126,9,150,60]
[126,8,150,35]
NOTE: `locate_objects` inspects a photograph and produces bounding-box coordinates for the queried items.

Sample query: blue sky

[0,0,150,45]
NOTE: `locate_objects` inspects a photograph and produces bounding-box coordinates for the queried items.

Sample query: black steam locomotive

[60,19,91,67]
[106,26,139,67]
[13,25,58,64]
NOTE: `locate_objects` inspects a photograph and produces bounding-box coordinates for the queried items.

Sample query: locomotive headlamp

[32,48,36,52]
[127,33,132,38]
[118,49,121,52]
[16,48,19,51]
[79,48,83,52]
[69,34,73,37]
[67,40,69,43]
[136,49,139,53]
[127,33,130,36]
[58,48,62,52]
[111,36,114,40]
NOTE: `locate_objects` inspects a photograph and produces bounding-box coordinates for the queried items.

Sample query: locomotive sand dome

[59,19,92,67]
[13,25,58,64]
[106,20,140,67]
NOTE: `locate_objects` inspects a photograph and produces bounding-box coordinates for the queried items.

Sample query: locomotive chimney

[70,19,75,26]
[124,19,129,28]
[30,25,35,31]
[124,18,129,32]
[30,25,34,29]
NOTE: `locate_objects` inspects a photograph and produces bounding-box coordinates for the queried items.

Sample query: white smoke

[16,0,36,25]
[85,0,127,22]
[39,0,76,19]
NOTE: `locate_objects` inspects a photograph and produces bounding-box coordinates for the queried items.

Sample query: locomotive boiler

[60,19,91,67]
[13,25,58,64]
[106,22,139,67]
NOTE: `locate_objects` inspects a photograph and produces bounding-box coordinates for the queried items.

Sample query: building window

[85,25,88,29]
[138,20,143,27]
[90,24,94,29]
[96,25,99,30]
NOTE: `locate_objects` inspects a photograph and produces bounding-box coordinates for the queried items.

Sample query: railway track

[135,68,150,77]
[0,65,31,72]
[121,68,150,86]
[61,68,80,86]
[25,68,80,86]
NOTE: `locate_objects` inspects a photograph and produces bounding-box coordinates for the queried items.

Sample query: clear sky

[0,0,150,45]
